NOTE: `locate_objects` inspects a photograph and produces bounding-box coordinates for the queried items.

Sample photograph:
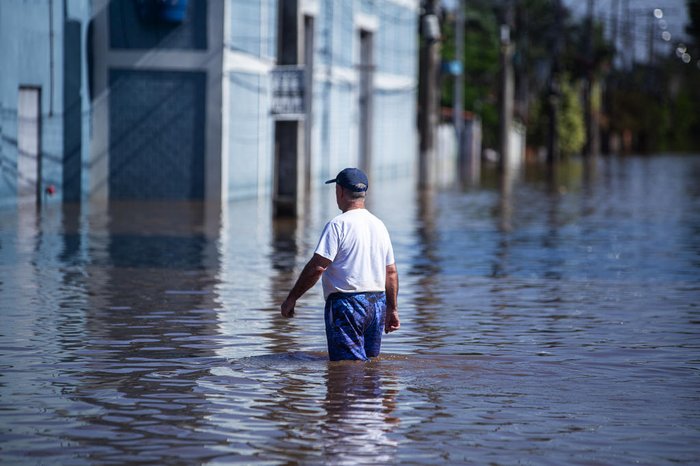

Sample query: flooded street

[1,155,699,464]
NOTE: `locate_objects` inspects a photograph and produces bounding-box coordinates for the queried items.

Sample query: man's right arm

[384,263,400,333]
[280,253,332,318]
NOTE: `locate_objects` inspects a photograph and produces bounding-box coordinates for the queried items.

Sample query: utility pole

[546,0,562,166]
[626,0,635,67]
[583,0,598,158]
[648,13,655,65]
[453,0,465,162]
[611,0,619,66]
[418,0,441,189]
[517,4,530,125]
[605,0,620,154]
[620,0,631,68]
[498,1,514,172]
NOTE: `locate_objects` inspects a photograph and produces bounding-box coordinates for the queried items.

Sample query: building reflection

[543,165,566,280]
[68,201,227,462]
[492,168,516,278]
[410,188,446,351]
[321,361,399,463]
[55,203,90,357]
[264,216,305,355]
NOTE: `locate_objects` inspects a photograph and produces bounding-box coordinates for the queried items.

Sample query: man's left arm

[384,263,400,333]
[280,253,332,318]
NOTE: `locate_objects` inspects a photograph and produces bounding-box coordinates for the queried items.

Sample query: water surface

[1,155,699,464]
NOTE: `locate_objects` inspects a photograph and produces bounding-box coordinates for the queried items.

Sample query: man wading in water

[280,168,400,361]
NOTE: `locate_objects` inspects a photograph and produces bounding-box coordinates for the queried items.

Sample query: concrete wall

[223,0,277,200]
[89,0,223,202]
[1,0,418,207]
[311,0,418,187]
[370,1,418,179]
[224,0,418,201]
[0,0,91,207]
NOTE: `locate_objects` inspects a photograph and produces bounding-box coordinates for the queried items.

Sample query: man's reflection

[321,361,399,463]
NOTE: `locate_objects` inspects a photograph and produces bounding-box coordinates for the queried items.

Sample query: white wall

[223,0,419,201]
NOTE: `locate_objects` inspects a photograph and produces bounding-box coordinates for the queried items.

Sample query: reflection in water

[322,361,399,464]
[492,167,515,279]
[1,156,700,464]
[265,217,304,355]
[70,202,226,463]
[410,189,446,352]
[543,173,563,280]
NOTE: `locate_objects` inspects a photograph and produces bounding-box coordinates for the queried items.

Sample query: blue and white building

[0,0,92,206]
[0,0,419,210]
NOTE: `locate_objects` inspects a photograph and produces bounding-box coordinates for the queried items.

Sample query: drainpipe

[49,0,55,116]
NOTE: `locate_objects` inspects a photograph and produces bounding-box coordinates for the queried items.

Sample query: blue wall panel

[108,69,206,200]
[0,108,17,207]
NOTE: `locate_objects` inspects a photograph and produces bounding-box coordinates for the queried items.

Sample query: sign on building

[270,66,305,119]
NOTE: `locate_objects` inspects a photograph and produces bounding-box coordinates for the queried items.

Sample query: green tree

[440,2,500,148]
[557,78,585,157]
[601,0,700,153]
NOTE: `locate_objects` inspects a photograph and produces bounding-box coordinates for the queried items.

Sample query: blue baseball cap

[325,168,369,192]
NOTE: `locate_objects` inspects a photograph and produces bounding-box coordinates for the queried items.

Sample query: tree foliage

[557,78,585,157]
[605,0,700,153]
[440,2,500,147]
[438,0,700,156]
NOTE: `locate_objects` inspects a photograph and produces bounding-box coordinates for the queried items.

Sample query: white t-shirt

[314,208,395,300]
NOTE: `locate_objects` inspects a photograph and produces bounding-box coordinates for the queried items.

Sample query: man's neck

[341,202,365,213]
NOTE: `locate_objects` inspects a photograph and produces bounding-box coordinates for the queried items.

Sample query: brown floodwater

[1,155,699,464]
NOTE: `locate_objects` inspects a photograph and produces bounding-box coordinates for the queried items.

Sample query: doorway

[17,87,42,204]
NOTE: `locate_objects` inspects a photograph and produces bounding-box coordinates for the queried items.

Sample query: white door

[17,87,41,202]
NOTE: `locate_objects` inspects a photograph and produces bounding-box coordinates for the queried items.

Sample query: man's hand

[385,307,400,333]
[280,254,331,319]
[281,298,296,318]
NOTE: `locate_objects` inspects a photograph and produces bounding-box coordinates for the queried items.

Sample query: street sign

[270,66,305,119]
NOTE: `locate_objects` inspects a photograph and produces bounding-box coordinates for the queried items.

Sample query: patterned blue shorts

[324,292,386,361]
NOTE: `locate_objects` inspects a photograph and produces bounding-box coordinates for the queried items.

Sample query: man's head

[325,168,368,193]
[325,168,368,210]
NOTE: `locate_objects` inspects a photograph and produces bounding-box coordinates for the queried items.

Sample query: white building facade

[0,0,419,210]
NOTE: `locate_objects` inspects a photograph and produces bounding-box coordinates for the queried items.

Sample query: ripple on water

[1,156,700,464]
